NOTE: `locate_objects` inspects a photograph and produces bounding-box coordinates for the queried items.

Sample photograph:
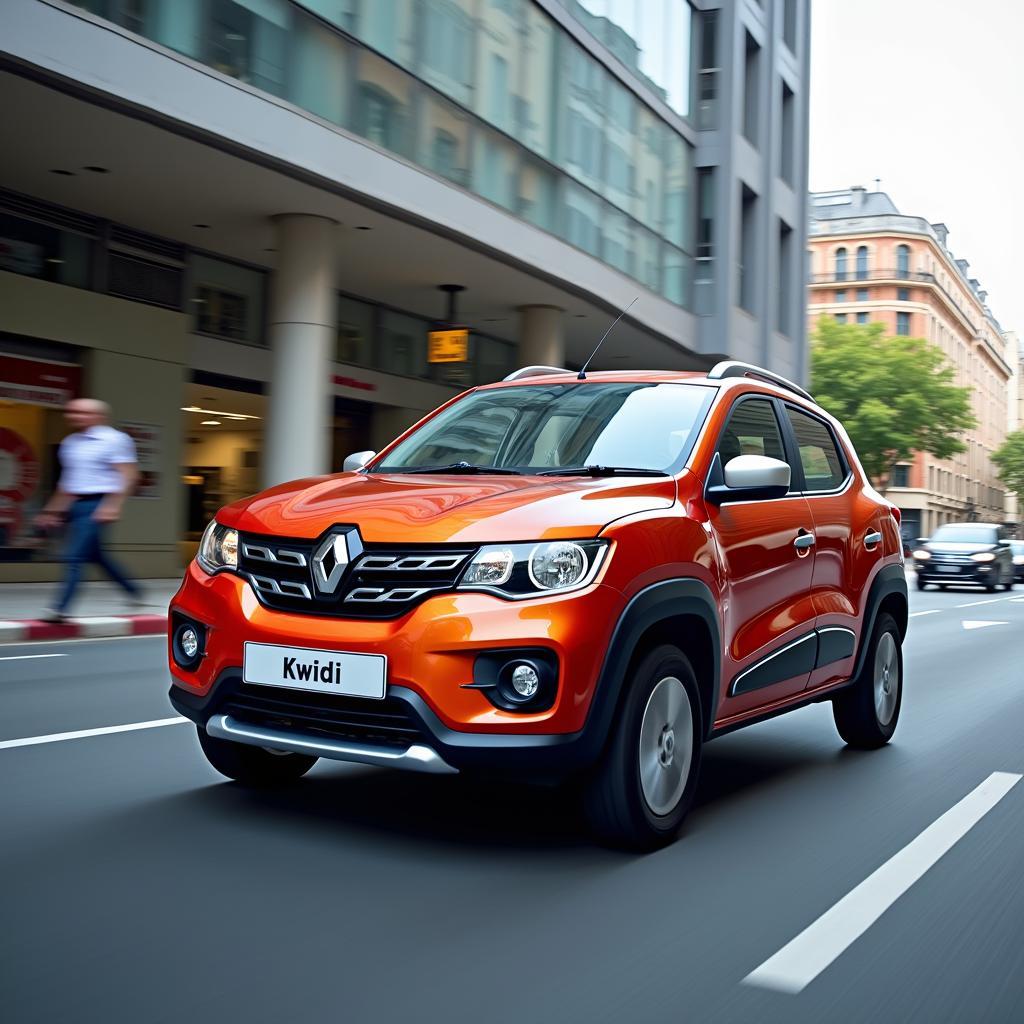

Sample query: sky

[809,0,1024,339]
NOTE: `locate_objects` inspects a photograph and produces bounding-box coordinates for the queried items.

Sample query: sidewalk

[0,578,180,643]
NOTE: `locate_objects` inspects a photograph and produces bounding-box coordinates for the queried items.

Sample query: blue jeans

[55,496,138,613]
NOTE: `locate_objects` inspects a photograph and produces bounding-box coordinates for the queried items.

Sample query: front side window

[717,398,786,465]
[785,408,846,492]
[374,383,714,473]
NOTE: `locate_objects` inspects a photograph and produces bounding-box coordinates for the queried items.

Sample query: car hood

[217,471,679,544]
[925,542,997,554]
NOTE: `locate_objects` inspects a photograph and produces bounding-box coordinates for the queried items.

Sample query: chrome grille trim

[358,553,468,572]
[249,573,312,599]
[243,543,307,567]
[345,587,434,603]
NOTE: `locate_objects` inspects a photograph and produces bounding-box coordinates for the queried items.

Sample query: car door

[706,395,817,717]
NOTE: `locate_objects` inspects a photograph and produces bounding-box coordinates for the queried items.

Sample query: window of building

[520,3,556,159]
[896,243,910,277]
[742,32,760,146]
[779,80,795,185]
[475,1,520,135]
[855,244,868,280]
[891,464,910,488]
[835,313,848,323]
[785,407,846,492]
[472,127,519,212]
[206,0,289,97]
[336,294,374,366]
[418,0,474,107]
[189,255,265,343]
[560,180,602,258]
[777,219,793,335]
[739,185,757,313]
[696,167,714,262]
[856,312,869,324]
[835,247,847,281]
[898,287,910,301]
[897,311,911,336]
[835,289,847,302]
[289,10,349,126]
[695,9,719,129]
[662,132,692,251]
[517,158,558,233]
[661,245,691,307]
[0,212,93,290]
[857,288,869,302]
[378,309,428,378]
[354,51,413,158]
[783,0,797,52]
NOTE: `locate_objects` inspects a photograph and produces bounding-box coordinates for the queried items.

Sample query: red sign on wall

[0,354,81,408]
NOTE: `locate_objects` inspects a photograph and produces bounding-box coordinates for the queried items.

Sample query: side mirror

[706,454,791,504]
[342,450,377,472]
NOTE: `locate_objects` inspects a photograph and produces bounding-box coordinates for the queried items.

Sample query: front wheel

[583,645,703,851]
[198,725,318,784]
[915,576,927,591]
[833,612,903,749]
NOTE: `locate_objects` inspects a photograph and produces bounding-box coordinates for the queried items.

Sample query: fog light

[180,627,199,659]
[511,663,540,699]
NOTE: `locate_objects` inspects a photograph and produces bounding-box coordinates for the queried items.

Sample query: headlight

[912,549,931,560]
[459,540,608,598]
[197,520,238,573]
[971,551,996,563]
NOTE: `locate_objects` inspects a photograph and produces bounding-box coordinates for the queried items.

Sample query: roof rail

[503,365,572,381]
[706,360,813,403]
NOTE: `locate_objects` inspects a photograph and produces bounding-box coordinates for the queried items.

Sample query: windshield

[1009,540,1024,554]
[374,382,714,474]
[930,525,998,545]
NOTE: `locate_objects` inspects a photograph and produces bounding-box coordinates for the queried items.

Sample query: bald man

[36,399,141,621]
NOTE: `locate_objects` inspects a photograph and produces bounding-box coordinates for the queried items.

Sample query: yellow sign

[428,329,469,363]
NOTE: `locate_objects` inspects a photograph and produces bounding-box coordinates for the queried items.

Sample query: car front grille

[237,532,477,618]
[222,684,425,750]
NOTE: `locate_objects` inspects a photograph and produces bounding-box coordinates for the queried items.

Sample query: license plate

[937,565,960,574]
[243,642,386,699]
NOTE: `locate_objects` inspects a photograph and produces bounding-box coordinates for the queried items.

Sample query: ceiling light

[180,405,260,420]
[201,419,221,426]
[45,257,65,265]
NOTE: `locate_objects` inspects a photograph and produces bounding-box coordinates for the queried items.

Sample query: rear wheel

[583,645,702,851]
[833,612,902,749]
[197,725,318,784]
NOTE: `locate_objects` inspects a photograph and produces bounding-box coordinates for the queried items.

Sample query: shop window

[189,255,265,344]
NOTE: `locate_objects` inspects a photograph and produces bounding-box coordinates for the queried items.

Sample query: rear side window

[718,398,786,464]
[785,407,846,492]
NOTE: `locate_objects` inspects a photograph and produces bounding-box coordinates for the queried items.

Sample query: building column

[518,305,565,368]
[264,214,338,487]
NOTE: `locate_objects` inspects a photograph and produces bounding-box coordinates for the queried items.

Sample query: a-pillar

[518,305,565,368]
[264,214,338,487]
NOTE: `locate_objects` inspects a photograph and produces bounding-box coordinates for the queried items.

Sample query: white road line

[0,653,67,662]
[955,597,1010,608]
[0,633,164,650]
[0,717,188,751]
[909,609,940,618]
[744,771,1022,995]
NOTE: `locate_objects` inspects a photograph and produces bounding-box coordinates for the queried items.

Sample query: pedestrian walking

[35,399,142,621]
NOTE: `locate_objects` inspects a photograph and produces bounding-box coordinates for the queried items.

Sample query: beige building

[808,187,1014,541]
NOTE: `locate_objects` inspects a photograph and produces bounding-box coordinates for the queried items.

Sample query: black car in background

[1011,540,1024,583]
[913,523,1015,592]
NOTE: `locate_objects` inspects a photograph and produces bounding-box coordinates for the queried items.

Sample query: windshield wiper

[537,465,669,477]
[390,462,522,475]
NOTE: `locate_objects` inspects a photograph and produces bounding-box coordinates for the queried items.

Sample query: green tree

[992,429,1024,499]
[810,317,975,488]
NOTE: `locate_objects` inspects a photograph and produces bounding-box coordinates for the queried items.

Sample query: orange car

[169,361,907,849]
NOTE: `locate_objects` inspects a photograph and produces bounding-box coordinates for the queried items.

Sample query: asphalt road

[3,581,1024,1023]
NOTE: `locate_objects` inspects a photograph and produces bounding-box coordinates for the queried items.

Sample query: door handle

[794,530,815,551]
[864,531,882,549]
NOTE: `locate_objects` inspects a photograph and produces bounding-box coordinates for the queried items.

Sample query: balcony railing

[810,269,927,284]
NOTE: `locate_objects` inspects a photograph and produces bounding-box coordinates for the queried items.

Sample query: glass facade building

[72,0,697,307]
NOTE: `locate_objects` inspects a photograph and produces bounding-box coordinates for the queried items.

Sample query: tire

[583,645,703,851]
[915,576,927,591]
[985,581,997,593]
[833,612,903,749]
[1003,570,1014,591]
[197,725,318,784]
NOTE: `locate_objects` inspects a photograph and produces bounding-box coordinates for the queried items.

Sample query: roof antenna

[577,296,638,380]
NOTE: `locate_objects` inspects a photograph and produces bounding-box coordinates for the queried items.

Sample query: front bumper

[915,562,999,585]
[168,561,625,780]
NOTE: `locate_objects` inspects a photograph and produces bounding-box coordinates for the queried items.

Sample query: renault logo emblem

[312,528,362,594]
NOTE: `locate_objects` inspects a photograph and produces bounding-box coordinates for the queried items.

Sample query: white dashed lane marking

[744,772,1023,994]
[0,717,188,751]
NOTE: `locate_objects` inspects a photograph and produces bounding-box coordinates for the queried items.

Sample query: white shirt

[59,425,136,495]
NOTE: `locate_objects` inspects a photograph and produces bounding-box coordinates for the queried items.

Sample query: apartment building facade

[808,187,1013,540]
